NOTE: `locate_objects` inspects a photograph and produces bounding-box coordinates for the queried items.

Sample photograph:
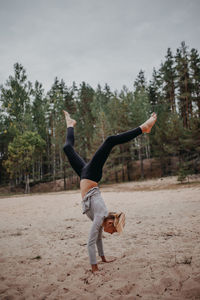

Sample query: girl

[63,111,157,272]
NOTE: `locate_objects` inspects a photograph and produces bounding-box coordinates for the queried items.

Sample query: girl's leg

[63,127,86,177]
[87,113,157,181]
[88,113,157,175]
[88,127,142,174]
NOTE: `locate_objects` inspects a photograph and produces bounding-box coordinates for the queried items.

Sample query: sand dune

[0,178,200,300]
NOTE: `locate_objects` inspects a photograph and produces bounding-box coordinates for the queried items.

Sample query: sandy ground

[0,177,200,300]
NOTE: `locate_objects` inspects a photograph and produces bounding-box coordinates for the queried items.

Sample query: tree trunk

[32,164,35,182]
[138,136,144,179]
[63,165,67,190]
[25,174,30,194]
[52,144,56,181]
[126,161,131,181]
[140,152,144,179]
[40,156,43,180]
[115,169,118,183]
[51,116,56,181]
[122,164,125,182]
[59,147,63,174]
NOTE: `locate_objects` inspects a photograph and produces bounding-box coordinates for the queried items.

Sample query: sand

[0,177,200,300]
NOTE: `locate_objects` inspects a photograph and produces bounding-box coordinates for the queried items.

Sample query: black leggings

[63,126,142,183]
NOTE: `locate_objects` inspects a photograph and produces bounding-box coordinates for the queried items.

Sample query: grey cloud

[0,0,200,92]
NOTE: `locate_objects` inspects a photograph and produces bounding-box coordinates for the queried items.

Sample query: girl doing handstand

[63,111,157,272]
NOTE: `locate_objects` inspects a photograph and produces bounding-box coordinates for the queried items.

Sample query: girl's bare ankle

[67,120,76,128]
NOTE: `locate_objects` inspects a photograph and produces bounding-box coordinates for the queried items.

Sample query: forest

[0,41,200,193]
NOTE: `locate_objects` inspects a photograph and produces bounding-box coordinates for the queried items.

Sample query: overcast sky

[0,0,200,92]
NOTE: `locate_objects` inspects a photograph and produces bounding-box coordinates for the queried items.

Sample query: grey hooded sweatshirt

[82,187,108,265]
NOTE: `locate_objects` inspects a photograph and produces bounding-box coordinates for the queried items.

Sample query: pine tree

[179,117,200,178]
[3,132,45,193]
[147,64,180,176]
[47,78,71,181]
[175,42,192,128]
[32,81,47,140]
[151,111,183,176]
[0,63,33,184]
[190,48,200,117]
[160,48,176,112]
[74,82,95,161]
[0,63,33,133]
[91,84,111,144]
[131,71,151,178]
[148,68,163,112]
[31,81,49,181]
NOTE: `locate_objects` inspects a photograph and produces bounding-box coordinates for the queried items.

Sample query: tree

[32,81,48,140]
[47,78,71,181]
[91,84,111,145]
[178,117,200,179]
[0,63,33,133]
[3,132,45,193]
[151,110,183,176]
[190,48,200,117]
[175,42,192,128]
[74,82,95,161]
[130,71,151,178]
[130,88,151,178]
[134,70,146,92]
[160,48,176,112]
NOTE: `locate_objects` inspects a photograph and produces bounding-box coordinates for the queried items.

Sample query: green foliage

[3,132,45,190]
[131,89,150,126]
[190,48,200,117]
[0,63,33,132]
[175,42,193,128]
[177,162,192,183]
[90,85,111,146]
[160,48,176,112]
[0,41,200,188]
[32,81,48,139]
[74,82,95,160]
[179,117,200,175]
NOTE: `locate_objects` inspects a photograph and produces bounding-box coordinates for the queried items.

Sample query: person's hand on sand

[100,256,117,263]
[91,257,116,272]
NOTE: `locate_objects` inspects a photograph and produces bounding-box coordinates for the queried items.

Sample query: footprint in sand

[57,274,67,282]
